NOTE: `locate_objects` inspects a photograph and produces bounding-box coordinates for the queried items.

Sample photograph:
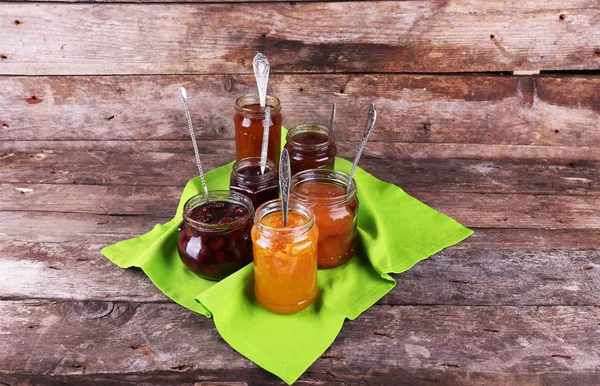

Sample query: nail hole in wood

[559,14,566,20]
[490,34,495,39]
[14,20,22,25]
[0,55,7,60]
[595,49,600,56]
[26,96,42,104]
[339,89,345,93]
[554,130,559,133]
[299,88,304,92]
[262,34,267,38]
[568,162,575,168]
[1,124,8,129]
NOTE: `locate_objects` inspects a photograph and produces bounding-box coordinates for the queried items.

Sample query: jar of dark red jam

[284,124,336,176]
[234,94,283,168]
[177,191,254,281]
[230,157,279,211]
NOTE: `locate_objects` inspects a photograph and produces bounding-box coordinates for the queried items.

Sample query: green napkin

[102,158,472,384]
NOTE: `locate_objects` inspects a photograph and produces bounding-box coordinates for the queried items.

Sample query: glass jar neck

[286,124,334,151]
[255,199,314,238]
[231,157,277,189]
[235,94,281,119]
[183,190,254,232]
[290,169,357,206]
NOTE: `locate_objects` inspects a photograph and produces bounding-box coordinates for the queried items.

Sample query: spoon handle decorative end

[279,148,291,227]
[253,53,271,109]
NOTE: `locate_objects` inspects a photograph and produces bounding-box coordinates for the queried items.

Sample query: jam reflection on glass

[291,170,358,269]
[284,124,336,176]
[177,192,254,281]
[251,199,318,314]
[230,157,279,211]
[234,94,283,168]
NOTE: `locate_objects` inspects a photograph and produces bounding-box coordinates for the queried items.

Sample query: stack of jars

[177,92,359,314]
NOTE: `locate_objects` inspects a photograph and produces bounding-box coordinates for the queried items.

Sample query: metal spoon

[253,53,270,109]
[179,87,209,201]
[260,106,271,174]
[279,148,291,227]
[347,103,376,193]
[328,101,336,139]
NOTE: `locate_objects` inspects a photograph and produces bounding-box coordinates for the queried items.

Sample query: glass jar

[230,157,279,211]
[284,123,336,176]
[290,169,358,269]
[178,191,254,281]
[234,94,283,168]
[251,199,319,314]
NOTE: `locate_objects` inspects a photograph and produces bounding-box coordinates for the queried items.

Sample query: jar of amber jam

[284,124,336,176]
[230,157,279,210]
[178,191,254,281]
[290,169,358,269]
[251,199,319,314]
[234,94,283,168]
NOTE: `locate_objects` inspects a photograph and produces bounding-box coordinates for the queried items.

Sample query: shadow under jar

[284,123,336,177]
[230,157,279,211]
[251,199,319,314]
[234,94,283,168]
[290,169,358,269]
[178,191,254,281]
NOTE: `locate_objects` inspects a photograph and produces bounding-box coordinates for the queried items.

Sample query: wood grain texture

[1,2,600,75]
[1,74,599,145]
[1,241,598,307]
[0,301,599,384]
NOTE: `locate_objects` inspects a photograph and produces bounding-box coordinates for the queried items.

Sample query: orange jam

[291,171,359,269]
[252,204,319,314]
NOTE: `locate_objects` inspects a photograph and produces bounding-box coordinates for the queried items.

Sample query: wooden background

[1,0,600,384]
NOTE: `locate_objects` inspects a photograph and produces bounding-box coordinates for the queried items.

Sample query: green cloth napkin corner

[102,157,472,384]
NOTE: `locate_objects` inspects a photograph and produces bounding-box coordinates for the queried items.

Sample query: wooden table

[1,0,599,384]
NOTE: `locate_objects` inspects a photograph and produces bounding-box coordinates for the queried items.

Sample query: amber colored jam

[230,158,279,211]
[291,172,358,269]
[178,197,253,281]
[234,98,283,168]
[251,201,318,314]
[284,124,336,176]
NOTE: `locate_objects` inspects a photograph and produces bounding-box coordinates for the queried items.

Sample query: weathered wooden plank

[1,151,598,195]
[1,2,600,75]
[1,241,598,307]
[1,74,599,145]
[0,301,598,383]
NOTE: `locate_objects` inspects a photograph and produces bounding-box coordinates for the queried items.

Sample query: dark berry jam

[230,157,279,211]
[284,124,336,176]
[178,193,254,281]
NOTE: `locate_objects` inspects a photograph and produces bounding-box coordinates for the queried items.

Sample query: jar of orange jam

[234,94,283,168]
[251,199,318,314]
[290,169,358,269]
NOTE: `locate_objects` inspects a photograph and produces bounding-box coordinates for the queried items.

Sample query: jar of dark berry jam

[178,191,254,281]
[234,94,283,168]
[230,157,279,210]
[283,123,336,176]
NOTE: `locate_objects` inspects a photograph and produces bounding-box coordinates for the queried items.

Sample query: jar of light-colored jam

[284,123,336,176]
[290,169,358,269]
[251,199,318,314]
[230,157,279,211]
[178,191,254,281]
[234,94,283,168]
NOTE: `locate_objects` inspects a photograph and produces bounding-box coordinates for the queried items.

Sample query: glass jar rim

[231,157,276,186]
[254,198,315,236]
[235,94,281,117]
[286,123,334,151]
[182,190,254,232]
[290,169,357,205]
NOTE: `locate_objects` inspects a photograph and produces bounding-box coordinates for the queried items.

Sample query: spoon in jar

[253,53,270,109]
[328,101,336,139]
[179,87,209,201]
[347,103,376,193]
[280,148,291,227]
[260,106,271,174]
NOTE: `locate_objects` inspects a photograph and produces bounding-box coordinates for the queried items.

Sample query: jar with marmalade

[290,169,358,269]
[234,94,283,168]
[178,191,254,281]
[230,157,279,211]
[284,124,336,176]
[251,199,319,314]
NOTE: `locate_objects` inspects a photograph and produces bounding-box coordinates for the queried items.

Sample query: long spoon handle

[260,106,271,174]
[279,148,291,227]
[179,87,209,201]
[253,53,270,108]
[347,103,376,193]
[328,101,336,139]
